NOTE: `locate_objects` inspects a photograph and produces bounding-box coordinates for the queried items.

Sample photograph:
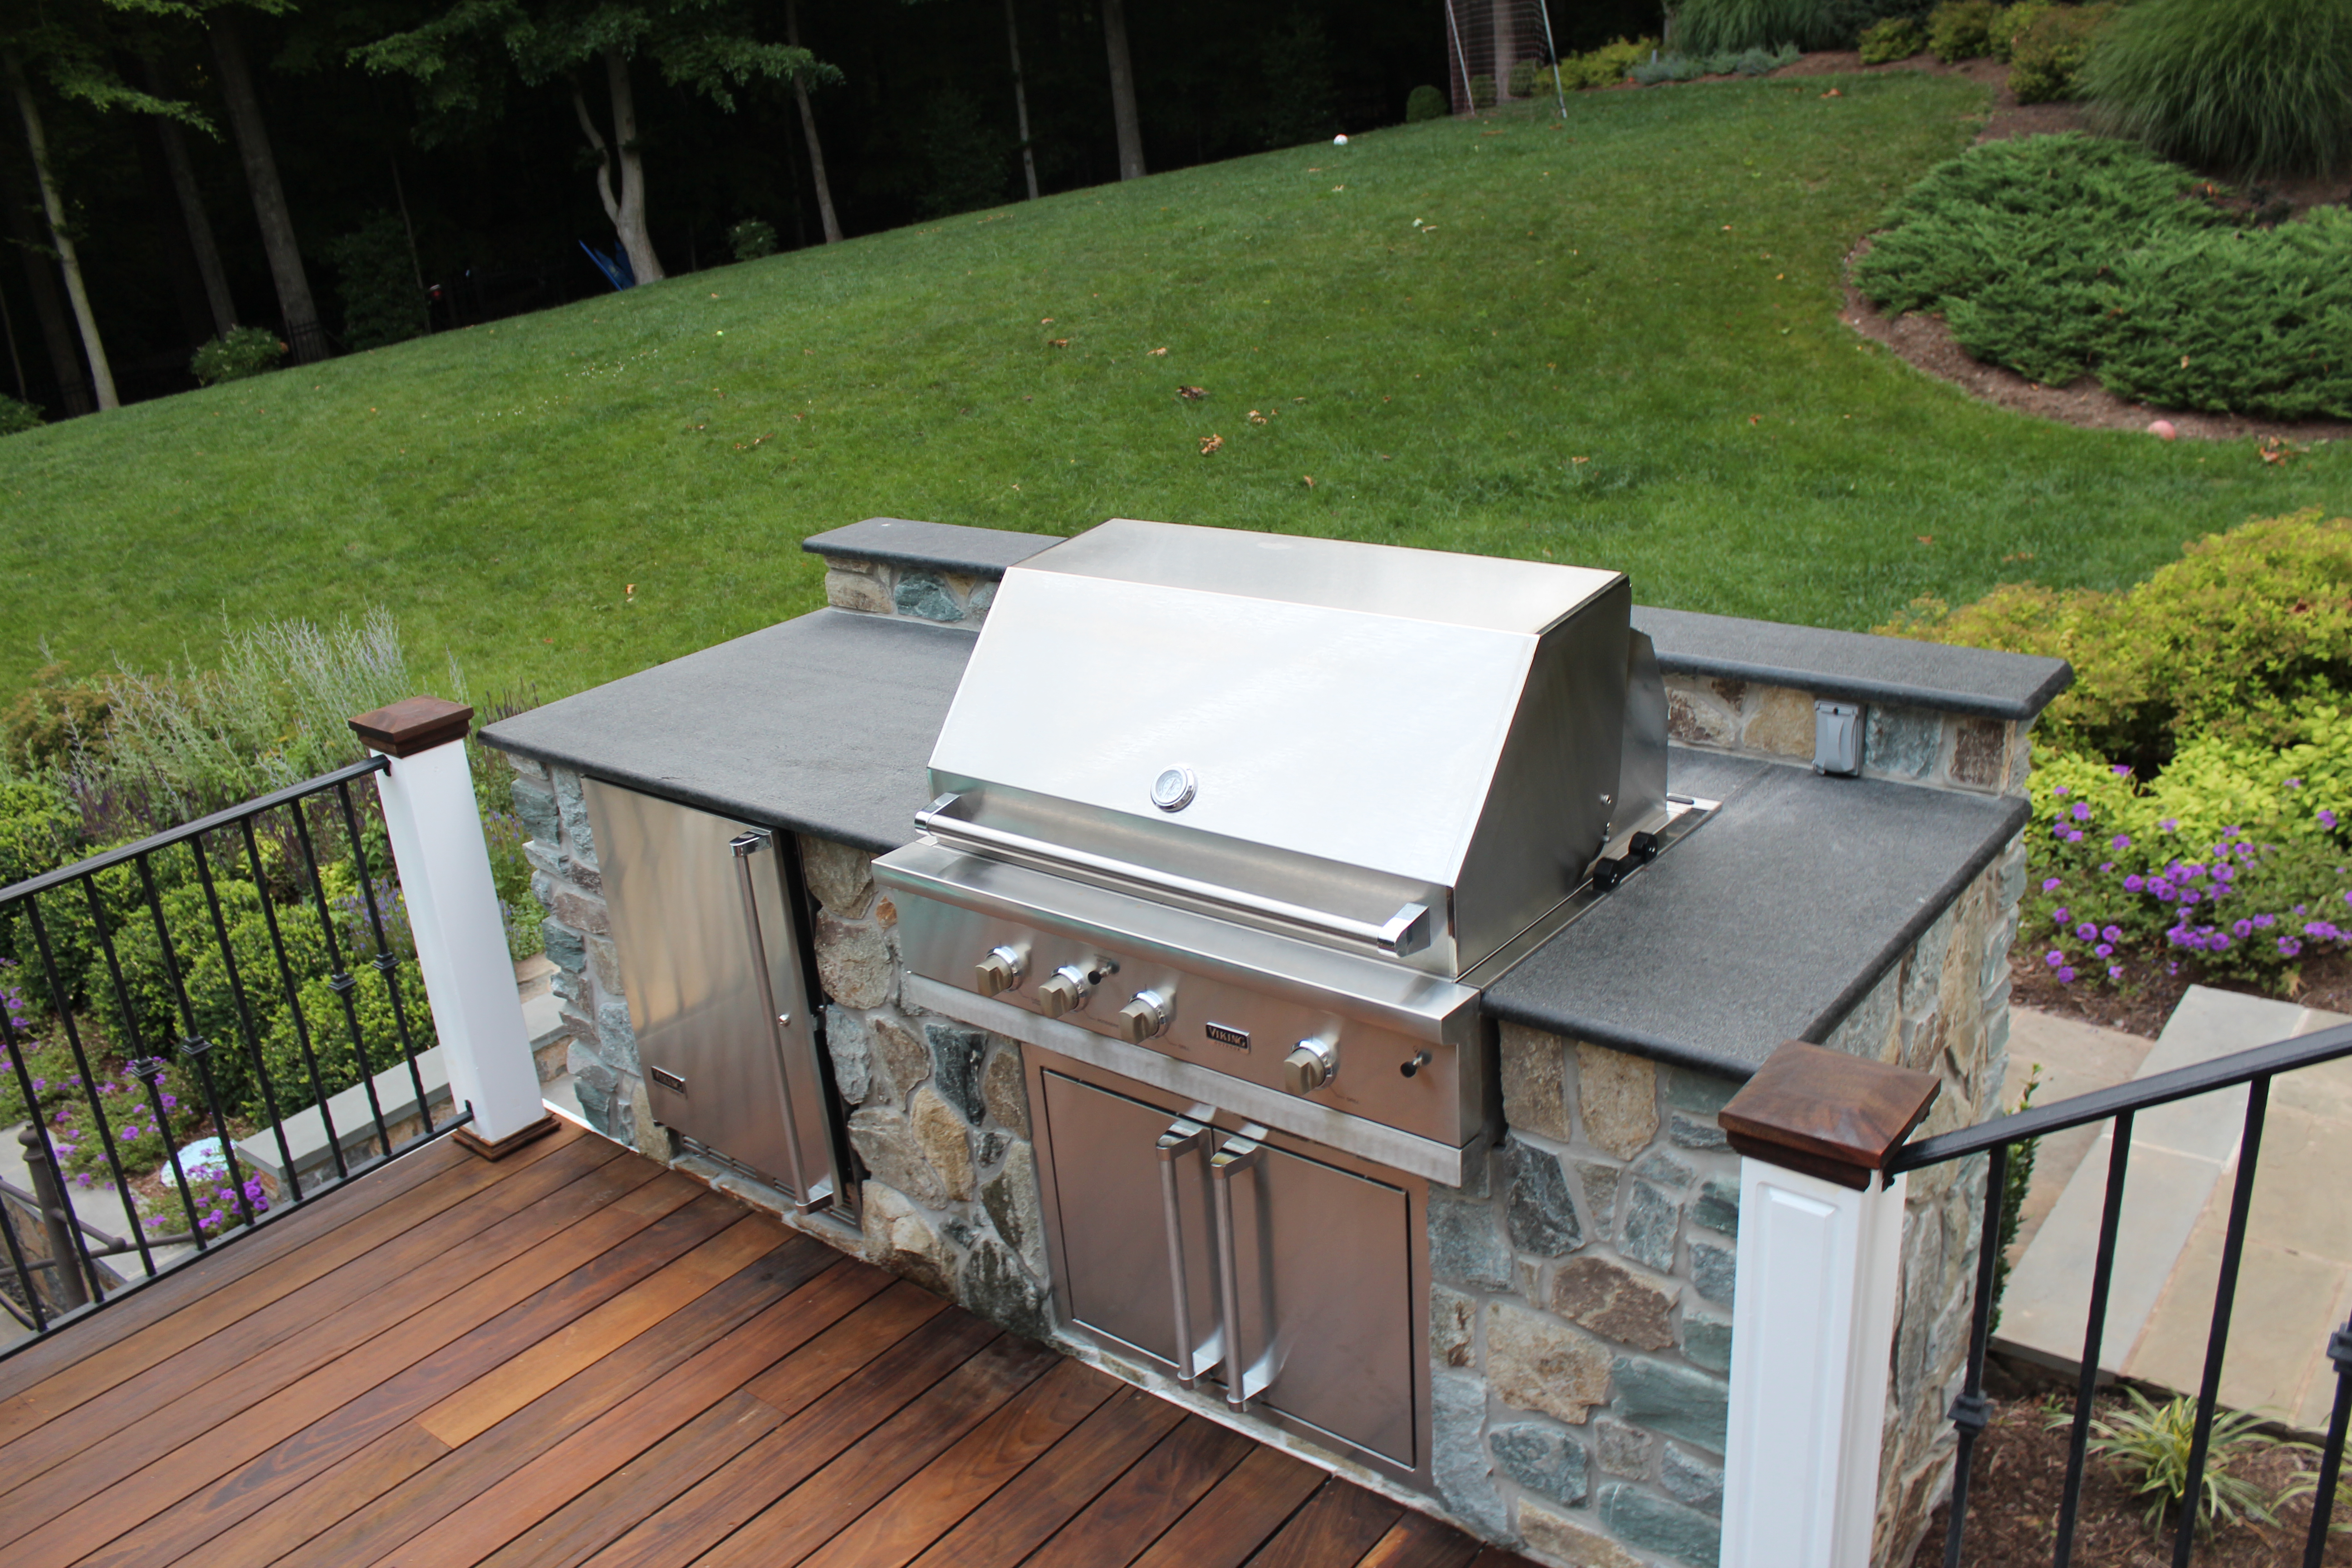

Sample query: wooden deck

[0,1123,1524,1568]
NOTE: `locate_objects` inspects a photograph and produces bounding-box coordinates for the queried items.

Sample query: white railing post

[350,697,556,1158]
[1715,1042,1940,1568]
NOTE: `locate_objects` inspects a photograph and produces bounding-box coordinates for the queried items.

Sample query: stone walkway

[1997,987,2352,1432]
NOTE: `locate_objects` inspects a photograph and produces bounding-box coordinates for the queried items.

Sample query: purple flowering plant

[2026,729,2352,989]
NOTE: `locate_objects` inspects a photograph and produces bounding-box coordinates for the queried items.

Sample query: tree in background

[1102,0,1143,178]
[358,1,831,285]
[784,0,840,244]
[205,4,324,361]
[135,52,236,339]
[3,3,213,410]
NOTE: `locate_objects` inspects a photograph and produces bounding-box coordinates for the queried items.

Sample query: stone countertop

[482,601,2029,1081]
[801,518,2070,723]
[1480,750,2029,1081]
[480,609,974,854]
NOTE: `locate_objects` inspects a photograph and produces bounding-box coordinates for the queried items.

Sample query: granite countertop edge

[1480,789,2032,1082]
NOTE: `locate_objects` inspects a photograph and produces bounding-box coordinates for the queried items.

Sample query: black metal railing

[1888,1022,2352,1566]
[0,756,467,1353]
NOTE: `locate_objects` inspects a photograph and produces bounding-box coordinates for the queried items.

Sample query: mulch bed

[1903,1382,2352,1567]
[2012,947,2352,1040]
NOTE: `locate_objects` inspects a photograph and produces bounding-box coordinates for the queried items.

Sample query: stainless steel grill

[873,518,1711,1487]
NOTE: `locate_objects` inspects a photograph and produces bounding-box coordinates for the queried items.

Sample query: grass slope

[2,74,2342,703]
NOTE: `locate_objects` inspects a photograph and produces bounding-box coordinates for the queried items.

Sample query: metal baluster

[33,889,158,1276]
[2053,1110,2133,1567]
[1942,1143,2007,1568]
[240,814,346,1183]
[288,797,394,1160]
[133,853,255,1231]
[334,780,432,1136]
[0,1006,56,1331]
[2305,1313,2351,1567]
[189,829,302,1205]
[2172,1076,2270,1567]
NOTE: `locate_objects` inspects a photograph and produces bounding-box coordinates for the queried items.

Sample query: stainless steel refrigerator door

[1037,1068,1223,1380]
[1215,1131,1416,1467]
[582,778,838,1212]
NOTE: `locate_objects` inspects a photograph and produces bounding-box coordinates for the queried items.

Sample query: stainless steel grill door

[583,779,839,1212]
[1038,1070,1222,1380]
[1215,1134,1416,1466]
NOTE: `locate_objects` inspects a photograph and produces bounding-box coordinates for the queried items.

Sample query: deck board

[0,1128,1536,1568]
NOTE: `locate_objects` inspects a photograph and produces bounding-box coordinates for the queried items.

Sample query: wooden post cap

[1718,1040,1940,1190]
[349,696,475,758]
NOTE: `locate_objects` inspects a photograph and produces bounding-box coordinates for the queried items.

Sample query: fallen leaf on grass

[1149,346,1169,356]
[1178,385,1207,400]
[1748,415,1760,425]
[1048,338,1071,348]
[1199,433,1224,455]
[1916,535,1935,546]
[1041,317,1055,324]
[1248,410,1269,425]
[1572,456,1589,464]
[1303,475,1315,487]
[1820,88,1841,98]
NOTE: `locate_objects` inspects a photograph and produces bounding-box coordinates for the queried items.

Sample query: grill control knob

[1282,1038,1338,1095]
[1036,965,1094,1019]
[1115,989,1173,1043]
[974,946,1026,997]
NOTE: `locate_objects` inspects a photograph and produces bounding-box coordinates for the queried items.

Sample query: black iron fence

[0,755,466,1352]
[1889,1023,2352,1566]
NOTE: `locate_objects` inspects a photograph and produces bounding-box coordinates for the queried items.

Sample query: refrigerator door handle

[731,831,829,1214]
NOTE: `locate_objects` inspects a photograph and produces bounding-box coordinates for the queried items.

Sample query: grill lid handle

[914,793,1432,957]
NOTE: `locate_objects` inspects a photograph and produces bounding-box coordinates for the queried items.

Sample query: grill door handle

[1209,1131,1268,1411]
[732,832,828,1215]
[915,794,1432,957]
[1155,1117,1211,1386]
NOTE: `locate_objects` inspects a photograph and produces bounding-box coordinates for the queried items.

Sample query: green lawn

[2,72,2343,705]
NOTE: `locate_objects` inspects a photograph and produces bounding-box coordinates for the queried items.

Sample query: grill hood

[910,520,1665,979]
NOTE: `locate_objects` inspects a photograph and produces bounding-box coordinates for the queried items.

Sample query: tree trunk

[786,0,842,243]
[5,52,117,409]
[1005,0,1039,201]
[1101,0,1145,180]
[142,54,236,336]
[0,267,26,402]
[211,14,322,362]
[570,53,666,284]
[133,113,217,348]
[1,165,87,413]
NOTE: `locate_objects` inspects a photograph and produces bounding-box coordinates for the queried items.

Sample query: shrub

[1507,58,1540,98]
[190,325,286,386]
[1882,511,2352,767]
[1859,15,1925,60]
[2009,2,2113,103]
[1675,0,1841,52]
[726,218,778,262]
[1855,134,2352,419]
[1556,37,1655,88]
[0,395,41,436]
[1405,84,1446,120]
[1927,0,2002,58]
[324,214,426,352]
[1469,73,1497,109]
[1987,0,2052,60]
[2066,1389,2278,1534]
[2085,0,2352,179]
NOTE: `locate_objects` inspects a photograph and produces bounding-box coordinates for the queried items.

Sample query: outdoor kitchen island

[480,519,2067,1568]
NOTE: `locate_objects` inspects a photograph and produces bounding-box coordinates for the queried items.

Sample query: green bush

[2071,1390,2280,1534]
[1630,44,1797,83]
[1469,73,1497,109]
[190,325,285,387]
[1987,0,2052,60]
[726,218,778,261]
[0,395,41,436]
[2085,0,2352,179]
[2009,3,2113,102]
[324,214,426,352]
[1507,58,1541,98]
[1556,38,1656,88]
[1405,83,1446,120]
[1855,134,2352,419]
[1883,511,2352,768]
[1928,0,2003,58]
[1675,0,1841,52]
[1859,16,1926,60]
